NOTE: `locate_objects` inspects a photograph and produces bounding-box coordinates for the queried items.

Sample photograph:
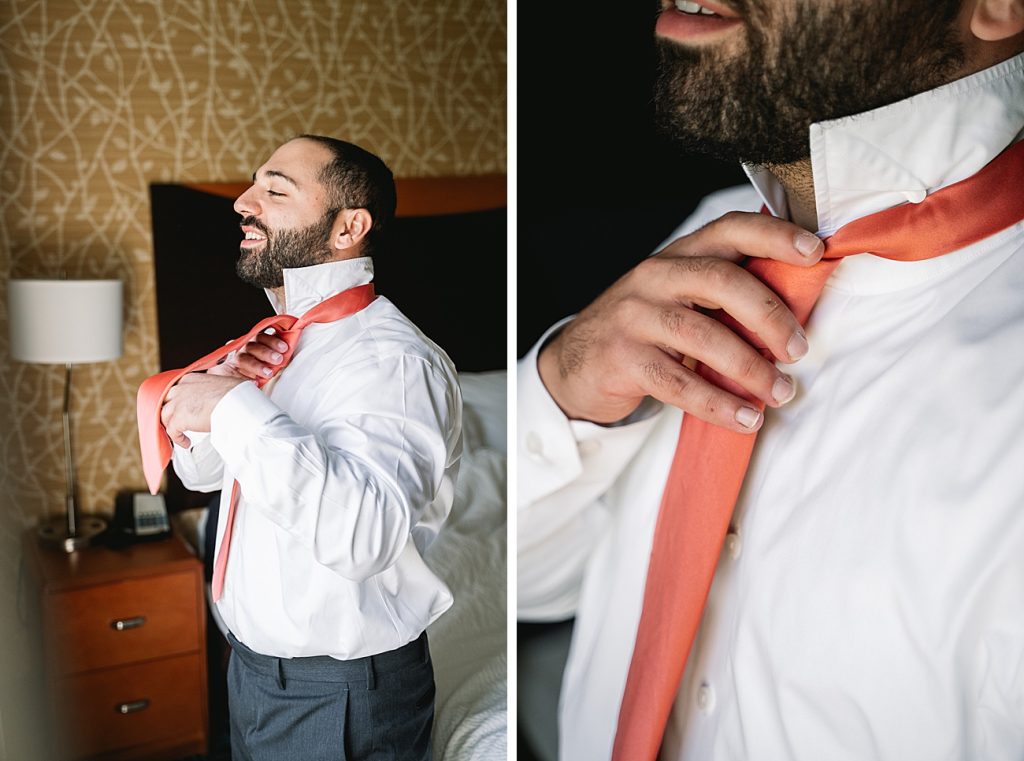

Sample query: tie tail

[143,462,163,496]
[137,371,177,495]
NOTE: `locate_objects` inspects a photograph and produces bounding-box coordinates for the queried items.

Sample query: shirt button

[525,431,544,457]
[696,683,716,714]
[578,439,601,456]
[724,530,742,560]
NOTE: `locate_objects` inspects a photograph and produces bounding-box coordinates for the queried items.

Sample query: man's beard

[654,0,966,165]
[235,212,336,289]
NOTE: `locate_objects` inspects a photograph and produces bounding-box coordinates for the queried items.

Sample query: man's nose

[234,185,259,216]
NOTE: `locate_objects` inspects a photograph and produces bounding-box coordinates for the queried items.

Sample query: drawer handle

[116,699,150,715]
[111,616,146,631]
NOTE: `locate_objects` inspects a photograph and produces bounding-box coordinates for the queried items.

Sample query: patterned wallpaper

[0,1,504,754]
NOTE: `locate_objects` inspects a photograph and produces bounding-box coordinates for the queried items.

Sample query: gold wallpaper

[0,1,504,754]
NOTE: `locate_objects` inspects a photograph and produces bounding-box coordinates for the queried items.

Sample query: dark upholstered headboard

[149,175,505,510]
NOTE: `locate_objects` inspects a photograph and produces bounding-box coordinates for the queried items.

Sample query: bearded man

[518,1,1024,759]
[158,135,461,761]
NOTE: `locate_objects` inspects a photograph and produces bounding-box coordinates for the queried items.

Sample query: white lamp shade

[8,279,123,364]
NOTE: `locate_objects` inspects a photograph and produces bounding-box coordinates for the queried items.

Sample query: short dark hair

[296,134,397,258]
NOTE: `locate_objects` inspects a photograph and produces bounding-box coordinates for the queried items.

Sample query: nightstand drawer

[47,570,201,675]
[59,652,205,759]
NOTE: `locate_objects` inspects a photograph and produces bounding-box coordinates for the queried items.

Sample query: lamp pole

[37,360,107,552]
[61,362,77,539]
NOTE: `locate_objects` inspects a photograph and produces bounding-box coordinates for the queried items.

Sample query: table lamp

[8,278,124,552]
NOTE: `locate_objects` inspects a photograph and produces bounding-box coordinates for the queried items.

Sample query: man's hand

[162,373,249,449]
[538,211,825,433]
[206,332,291,381]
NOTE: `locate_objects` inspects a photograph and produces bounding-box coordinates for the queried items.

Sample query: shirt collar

[265,256,375,316]
[744,52,1024,237]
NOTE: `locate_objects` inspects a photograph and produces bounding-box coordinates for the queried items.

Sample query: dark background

[517,3,747,355]
[151,187,506,378]
[516,6,747,760]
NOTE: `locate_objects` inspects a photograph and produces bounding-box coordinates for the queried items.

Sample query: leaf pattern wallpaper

[0,1,504,752]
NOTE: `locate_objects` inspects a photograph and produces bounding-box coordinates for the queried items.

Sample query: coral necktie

[613,141,1024,761]
[135,283,376,598]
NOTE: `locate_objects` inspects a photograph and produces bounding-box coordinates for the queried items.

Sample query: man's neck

[271,286,286,313]
[765,158,818,232]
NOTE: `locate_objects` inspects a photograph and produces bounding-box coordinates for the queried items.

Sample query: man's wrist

[537,333,577,420]
[537,332,644,426]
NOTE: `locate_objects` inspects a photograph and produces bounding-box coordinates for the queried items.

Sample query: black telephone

[111,491,172,542]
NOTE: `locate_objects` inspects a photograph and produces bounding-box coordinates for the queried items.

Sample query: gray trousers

[226,631,435,761]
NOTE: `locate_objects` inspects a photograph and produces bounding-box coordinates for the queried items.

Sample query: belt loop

[276,657,286,690]
[365,655,377,690]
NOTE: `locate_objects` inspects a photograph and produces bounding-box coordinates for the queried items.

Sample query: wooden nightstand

[22,530,208,760]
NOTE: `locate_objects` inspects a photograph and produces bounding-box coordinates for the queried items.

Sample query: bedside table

[22,530,208,760]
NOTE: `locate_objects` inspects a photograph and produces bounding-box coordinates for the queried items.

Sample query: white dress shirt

[518,53,1024,761]
[173,256,462,660]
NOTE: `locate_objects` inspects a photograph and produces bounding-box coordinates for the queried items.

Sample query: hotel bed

[150,176,507,760]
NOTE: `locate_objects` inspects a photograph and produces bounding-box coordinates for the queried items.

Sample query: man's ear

[328,208,373,257]
[971,0,1024,41]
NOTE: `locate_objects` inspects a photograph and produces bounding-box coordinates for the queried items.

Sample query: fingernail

[787,331,809,360]
[735,406,762,429]
[270,352,282,363]
[276,340,288,352]
[262,367,273,377]
[794,231,823,258]
[772,375,796,404]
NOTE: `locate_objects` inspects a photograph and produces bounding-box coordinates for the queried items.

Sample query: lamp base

[38,515,107,553]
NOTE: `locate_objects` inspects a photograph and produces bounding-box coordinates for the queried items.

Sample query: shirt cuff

[518,319,583,505]
[174,431,210,451]
[518,320,665,505]
[209,381,280,470]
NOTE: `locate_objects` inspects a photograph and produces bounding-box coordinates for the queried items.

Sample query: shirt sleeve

[208,354,461,583]
[517,187,762,621]
[517,323,663,621]
[170,432,225,492]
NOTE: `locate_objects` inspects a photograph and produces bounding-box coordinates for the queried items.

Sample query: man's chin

[660,126,810,165]
[236,272,283,290]
[236,259,282,290]
[653,80,814,165]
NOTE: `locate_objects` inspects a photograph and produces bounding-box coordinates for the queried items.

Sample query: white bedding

[426,369,507,760]
[174,370,508,760]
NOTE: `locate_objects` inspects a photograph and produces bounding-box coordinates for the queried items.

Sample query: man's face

[233,139,338,289]
[653,0,967,165]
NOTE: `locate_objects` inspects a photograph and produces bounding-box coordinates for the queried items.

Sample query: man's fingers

[235,352,276,379]
[233,334,289,379]
[683,260,807,363]
[640,306,796,407]
[160,399,193,448]
[633,257,808,363]
[243,340,285,366]
[661,210,824,267]
[253,332,289,354]
[634,348,764,434]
